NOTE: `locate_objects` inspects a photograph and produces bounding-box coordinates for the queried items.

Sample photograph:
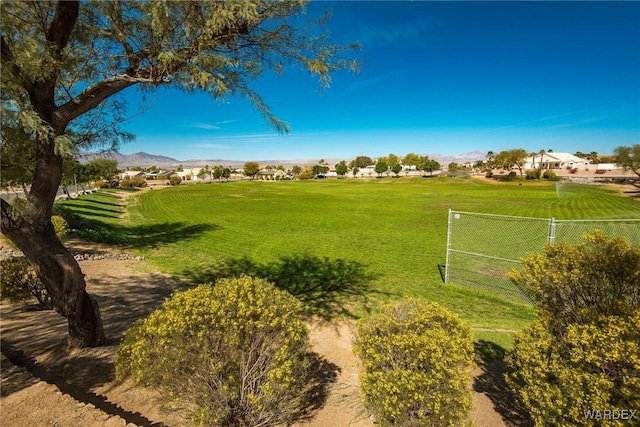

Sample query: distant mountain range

[79,151,487,169]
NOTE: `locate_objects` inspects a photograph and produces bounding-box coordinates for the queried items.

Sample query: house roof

[525,152,589,164]
[543,152,589,163]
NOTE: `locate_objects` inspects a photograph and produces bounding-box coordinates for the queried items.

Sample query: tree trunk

[1,214,105,347]
[0,131,105,348]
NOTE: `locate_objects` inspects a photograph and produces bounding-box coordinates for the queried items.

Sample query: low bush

[116,276,312,426]
[119,177,147,188]
[506,232,640,426]
[0,257,50,309]
[169,175,182,185]
[296,172,315,180]
[526,170,541,180]
[51,215,70,239]
[354,299,474,426]
[485,170,493,178]
[542,169,559,181]
[93,180,109,188]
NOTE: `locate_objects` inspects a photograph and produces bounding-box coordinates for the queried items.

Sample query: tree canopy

[350,155,373,169]
[0,0,357,347]
[494,149,528,177]
[614,144,640,180]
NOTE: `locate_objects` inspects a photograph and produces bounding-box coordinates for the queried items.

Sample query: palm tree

[486,151,495,169]
[538,149,546,171]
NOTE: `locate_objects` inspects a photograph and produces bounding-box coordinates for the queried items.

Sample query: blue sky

[120,1,640,162]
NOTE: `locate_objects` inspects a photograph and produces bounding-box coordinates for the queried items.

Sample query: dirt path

[1,239,527,426]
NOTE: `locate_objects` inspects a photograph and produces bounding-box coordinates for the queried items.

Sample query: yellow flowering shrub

[51,215,69,239]
[506,232,640,426]
[353,299,474,426]
[116,276,311,426]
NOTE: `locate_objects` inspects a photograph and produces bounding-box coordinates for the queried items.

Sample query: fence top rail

[450,210,551,222]
[554,218,640,224]
[451,210,640,223]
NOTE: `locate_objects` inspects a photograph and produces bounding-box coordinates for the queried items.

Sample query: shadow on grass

[473,340,533,427]
[56,206,218,248]
[183,254,382,320]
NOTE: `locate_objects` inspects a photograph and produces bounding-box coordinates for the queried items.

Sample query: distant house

[256,168,287,181]
[174,168,202,182]
[145,170,175,180]
[524,152,590,170]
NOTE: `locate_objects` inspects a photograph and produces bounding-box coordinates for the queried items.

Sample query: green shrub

[93,180,109,188]
[543,169,559,181]
[485,170,493,178]
[51,215,69,239]
[169,175,182,185]
[526,170,541,180]
[116,276,312,426]
[297,171,314,180]
[353,299,474,426]
[506,232,640,426]
[0,257,50,309]
[119,177,147,188]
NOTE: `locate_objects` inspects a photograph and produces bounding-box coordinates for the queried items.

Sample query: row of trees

[240,146,639,182]
[240,153,443,180]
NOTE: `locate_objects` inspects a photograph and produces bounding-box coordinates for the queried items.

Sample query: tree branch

[1,36,32,93]
[53,76,137,130]
[0,197,19,235]
[46,1,80,57]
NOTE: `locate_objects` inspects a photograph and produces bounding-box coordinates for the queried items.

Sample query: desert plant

[506,232,640,426]
[169,175,182,186]
[542,169,559,181]
[354,299,474,427]
[116,276,312,426]
[0,257,51,309]
[51,215,70,239]
[297,172,314,180]
[526,169,541,180]
[93,180,109,188]
[119,177,147,188]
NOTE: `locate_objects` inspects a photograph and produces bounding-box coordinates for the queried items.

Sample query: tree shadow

[79,198,124,208]
[58,208,219,249]
[183,254,383,320]
[1,339,163,426]
[473,340,533,427]
[295,352,341,422]
[0,268,185,425]
[123,222,219,249]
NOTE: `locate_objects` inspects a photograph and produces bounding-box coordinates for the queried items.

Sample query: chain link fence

[444,210,640,304]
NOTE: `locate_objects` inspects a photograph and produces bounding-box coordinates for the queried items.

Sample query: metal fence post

[548,217,556,244]
[445,209,453,283]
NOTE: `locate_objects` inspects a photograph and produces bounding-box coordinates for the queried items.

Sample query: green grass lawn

[57,177,640,350]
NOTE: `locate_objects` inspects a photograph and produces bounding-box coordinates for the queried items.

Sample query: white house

[256,168,287,180]
[119,170,146,180]
[523,152,590,170]
[174,168,203,182]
